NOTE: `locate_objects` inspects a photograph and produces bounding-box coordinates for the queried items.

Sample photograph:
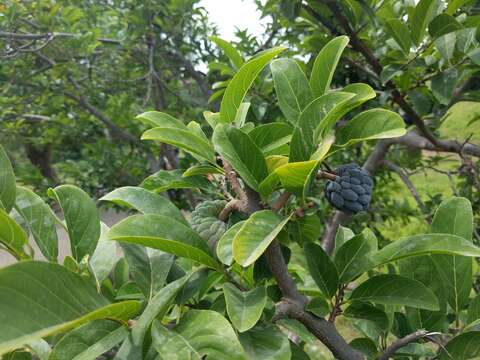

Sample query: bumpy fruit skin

[324,163,373,214]
[190,200,227,250]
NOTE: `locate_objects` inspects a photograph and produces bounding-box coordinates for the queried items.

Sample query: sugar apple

[190,200,227,250]
[324,163,373,214]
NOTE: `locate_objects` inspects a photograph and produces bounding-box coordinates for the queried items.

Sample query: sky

[199,0,270,41]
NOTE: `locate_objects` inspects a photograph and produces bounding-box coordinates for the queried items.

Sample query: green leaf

[141,169,211,194]
[429,14,462,38]
[430,197,473,316]
[216,221,245,266]
[410,0,441,46]
[116,276,189,359]
[209,36,244,68]
[233,210,291,267]
[270,58,313,124]
[304,242,339,297]
[14,186,58,261]
[431,68,458,105]
[99,186,186,225]
[306,296,330,317]
[334,226,355,255]
[336,109,406,147]
[0,145,15,212]
[234,102,251,127]
[349,338,378,358]
[344,302,389,332]
[0,208,30,260]
[220,46,286,123]
[182,164,224,177]
[107,214,220,270]
[136,111,186,129]
[121,244,174,301]
[0,261,140,356]
[48,185,100,262]
[349,274,439,311]
[310,36,349,97]
[439,331,480,360]
[49,320,127,360]
[249,123,293,156]
[385,19,412,54]
[467,295,480,325]
[259,160,319,200]
[213,124,268,191]
[142,127,215,163]
[89,223,117,290]
[223,284,267,332]
[289,92,355,162]
[335,230,377,283]
[152,310,245,360]
[238,324,291,360]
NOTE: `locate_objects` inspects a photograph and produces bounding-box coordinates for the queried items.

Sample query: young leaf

[14,186,58,262]
[213,124,268,191]
[49,320,127,360]
[233,210,291,267]
[107,214,220,270]
[48,185,100,262]
[310,36,349,97]
[0,145,15,212]
[209,36,244,68]
[220,46,286,123]
[0,261,140,356]
[0,208,29,260]
[349,274,440,311]
[223,283,267,332]
[410,0,441,46]
[430,197,473,316]
[239,324,291,360]
[216,221,245,266]
[99,186,187,225]
[152,310,245,359]
[335,109,406,147]
[304,242,339,297]
[270,58,313,124]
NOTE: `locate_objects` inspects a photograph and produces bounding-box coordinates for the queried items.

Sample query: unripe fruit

[324,163,373,214]
[190,200,227,250]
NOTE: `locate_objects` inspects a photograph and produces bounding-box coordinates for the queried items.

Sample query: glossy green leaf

[224,283,267,332]
[259,160,319,200]
[310,36,349,97]
[121,243,174,301]
[142,127,216,163]
[430,197,473,316]
[410,0,441,46]
[233,210,291,267]
[141,169,211,194]
[0,145,15,212]
[304,242,338,297]
[89,223,118,290]
[209,36,244,68]
[336,109,406,147]
[213,124,268,191]
[152,310,245,360]
[440,331,480,360]
[270,58,313,124]
[220,46,286,123]
[49,320,127,360]
[116,276,189,359]
[385,19,412,54]
[216,221,245,266]
[99,186,186,225]
[335,230,377,283]
[0,208,30,260]
[239,324,291,360]
[344,302,389,331]
[350,274,439,311]
[48,185,100,262]
[249,123,293,156]
[203,111,222,129]
[136,111,185,129]
[182,164,224,177]
[234,102,251,127]
[14,186,58,261]
[0,261,140,356]
[289,92,355,162]
[107,214,220,270]
[334,226,355,255]
[429,14,462,38]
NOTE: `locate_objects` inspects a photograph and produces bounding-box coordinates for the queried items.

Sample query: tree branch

[377,330,439,360]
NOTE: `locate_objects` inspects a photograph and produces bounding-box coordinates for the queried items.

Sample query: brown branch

[271,191,292,212]
[377,330,439,360]
[317,170,338,181]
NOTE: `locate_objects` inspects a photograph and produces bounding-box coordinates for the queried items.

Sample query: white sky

[199,0,270,41]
